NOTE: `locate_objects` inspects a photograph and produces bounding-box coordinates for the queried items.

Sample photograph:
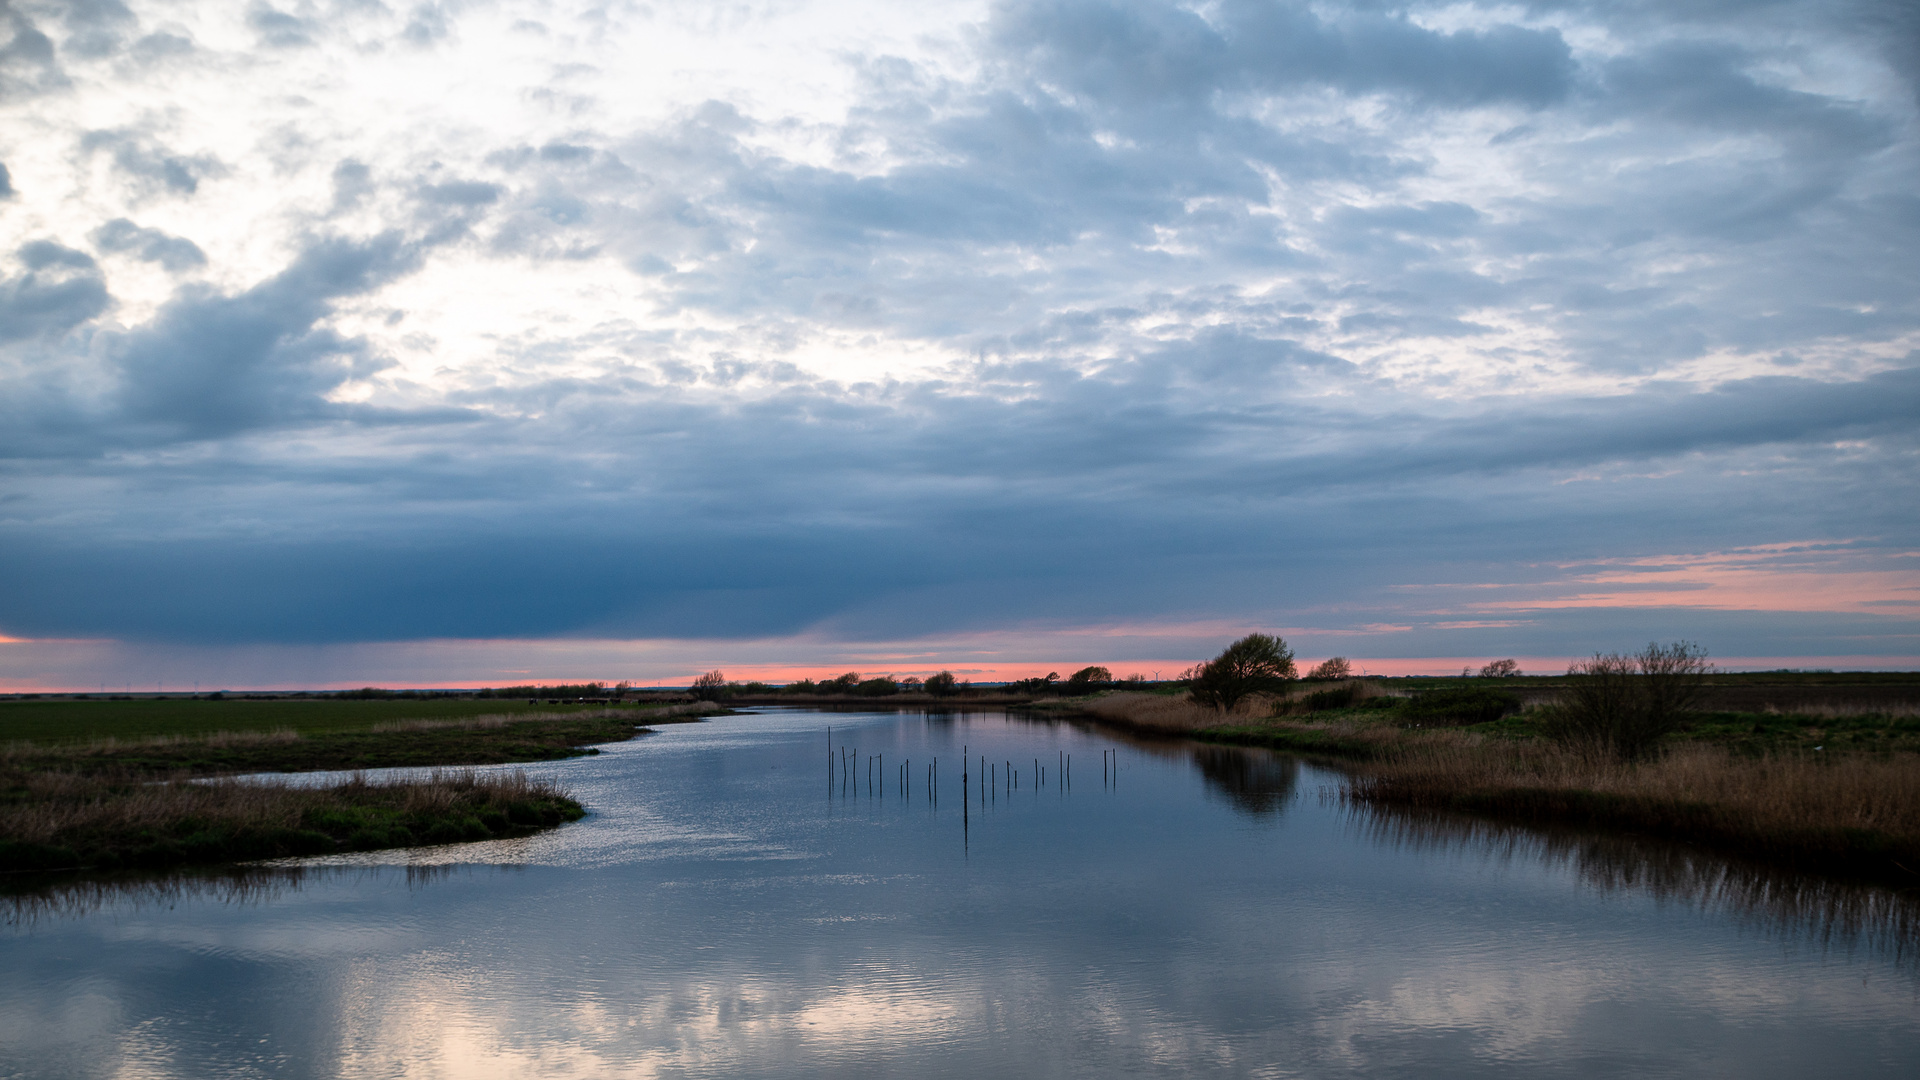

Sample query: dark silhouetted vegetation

[1402,685,1522,727]
[1066,666,1113,692]
[1306,657,1352,680]
[1545,641,1713,759]
[1189,633,1297,712]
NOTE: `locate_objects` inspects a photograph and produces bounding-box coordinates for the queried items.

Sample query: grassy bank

[0,696,647,745]
[2,705,717,777]
[1076,687,1920,885]
[1,701,725,875]
[1,768,582,873]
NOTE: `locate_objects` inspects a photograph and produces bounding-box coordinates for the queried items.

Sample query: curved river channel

[6,707,1920,1077]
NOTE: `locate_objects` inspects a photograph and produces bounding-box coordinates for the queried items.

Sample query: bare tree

[1547,642,1712,759]
[1307,657,1352,680]
[690,670,728,699]
[1478,658,1521,678]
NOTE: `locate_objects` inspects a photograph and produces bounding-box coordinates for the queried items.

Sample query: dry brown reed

[1082,684,1397,732]
[1344,733,1920,875]
[1081,692,1228,732]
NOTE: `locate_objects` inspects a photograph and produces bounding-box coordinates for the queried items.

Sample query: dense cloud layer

[0,0,1915,680]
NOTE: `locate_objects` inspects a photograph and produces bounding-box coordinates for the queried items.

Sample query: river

[4,706,1917,1077]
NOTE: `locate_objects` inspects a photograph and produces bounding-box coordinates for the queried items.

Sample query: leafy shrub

[924,671,960,696]
[1066,666,1114,692]
[1189,634,1297,712]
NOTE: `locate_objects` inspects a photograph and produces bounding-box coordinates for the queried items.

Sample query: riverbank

[1072,688,1920,887]
[1,703,727,875]
[0,769,583,874]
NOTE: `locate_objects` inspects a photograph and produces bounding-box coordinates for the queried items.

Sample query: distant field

[0,698,616,745]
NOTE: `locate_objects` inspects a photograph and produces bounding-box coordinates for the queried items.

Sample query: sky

[1,0,1917,689]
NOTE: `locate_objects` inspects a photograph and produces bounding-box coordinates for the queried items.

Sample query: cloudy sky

[1,0,1916,689]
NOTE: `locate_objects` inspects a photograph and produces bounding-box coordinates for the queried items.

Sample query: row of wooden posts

[826,727,1119,803]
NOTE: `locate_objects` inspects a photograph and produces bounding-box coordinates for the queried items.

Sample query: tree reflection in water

[1351,798,1920,973]
[1190,746,1299,816]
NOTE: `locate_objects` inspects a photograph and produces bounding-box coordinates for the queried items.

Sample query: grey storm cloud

[246,2,314,49]
[994,0,1576,113]
[0,0,1915,662]
[106,232,421,438]
[0,0,66,98]
[80,129,223,196]
[91,217,206,270]
[0,241,109,344]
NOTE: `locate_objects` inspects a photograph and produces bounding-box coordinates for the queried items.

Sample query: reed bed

[1344,734,1920,879]
[1080,691,1276,732]
[1076,689,1920,881]
[0,767,582,873]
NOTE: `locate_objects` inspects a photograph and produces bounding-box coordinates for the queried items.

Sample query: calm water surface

[5,707,1918,1078]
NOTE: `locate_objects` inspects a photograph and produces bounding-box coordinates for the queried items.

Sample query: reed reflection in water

[1348,798,1920,973]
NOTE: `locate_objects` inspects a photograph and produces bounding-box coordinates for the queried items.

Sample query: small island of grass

[1,697,725,875]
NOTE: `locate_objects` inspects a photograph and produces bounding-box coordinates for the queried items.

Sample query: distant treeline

[690,666,1156,699]
[334,683,645,700]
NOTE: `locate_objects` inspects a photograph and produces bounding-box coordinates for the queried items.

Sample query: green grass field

[0,698,615,745]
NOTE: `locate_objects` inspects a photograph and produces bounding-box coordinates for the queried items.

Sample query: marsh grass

[0,707,710,777]
[1340,732,1920,881]
[0,767,582,873]
[0,697,641,746]
[0,707,718,872]
[1078,689,1920,882]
